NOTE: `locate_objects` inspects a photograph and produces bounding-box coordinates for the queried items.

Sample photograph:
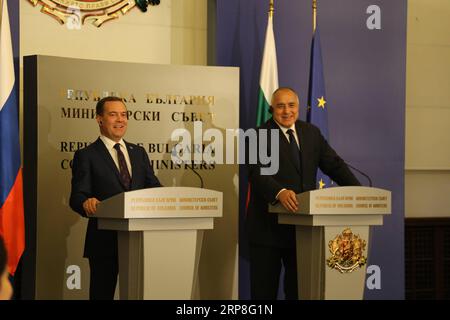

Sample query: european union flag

[307,27,332,189]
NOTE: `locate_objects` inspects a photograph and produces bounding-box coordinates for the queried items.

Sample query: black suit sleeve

[247,129,283,203]
[316,129,361,186]
[248,163,284,203]
[69,150,91,217]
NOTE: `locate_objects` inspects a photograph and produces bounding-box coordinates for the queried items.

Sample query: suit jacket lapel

[93,138,123,187]
[125,141,138,190]
[296,121,305,174]
[269,119,301,174]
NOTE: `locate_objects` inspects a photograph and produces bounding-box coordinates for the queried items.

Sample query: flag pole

[269,0,274,18]
[0,0,4,27]
[313,0,317,32]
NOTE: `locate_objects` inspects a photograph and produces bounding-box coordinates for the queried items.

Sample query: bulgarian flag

[256,12,279,127]
[246,9,279,210]
[0,0,25,276]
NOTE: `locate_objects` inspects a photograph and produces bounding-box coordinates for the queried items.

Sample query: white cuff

[275,188,287,200]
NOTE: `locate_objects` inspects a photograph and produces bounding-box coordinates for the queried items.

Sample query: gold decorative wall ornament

[326,228,367,273]
[27,0,160,28]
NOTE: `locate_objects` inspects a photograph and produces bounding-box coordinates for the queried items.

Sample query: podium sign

[269,186,391,300]
[96,187,222,300]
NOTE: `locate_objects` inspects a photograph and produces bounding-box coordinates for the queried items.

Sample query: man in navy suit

[246,87,360,300]
[70,96,162,300]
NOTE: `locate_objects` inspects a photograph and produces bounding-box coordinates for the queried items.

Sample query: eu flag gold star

[317,96,326,109]
[318,178,326,189]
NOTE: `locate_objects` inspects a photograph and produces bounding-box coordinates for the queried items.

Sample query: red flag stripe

[0,169,25,276]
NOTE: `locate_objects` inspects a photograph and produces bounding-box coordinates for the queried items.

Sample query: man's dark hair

[0,236,7,275]
[96,96,125,116]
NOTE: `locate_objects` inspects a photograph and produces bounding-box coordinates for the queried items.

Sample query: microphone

[345,162,373,187]
[171,144,204,188]
[186,161,204,189]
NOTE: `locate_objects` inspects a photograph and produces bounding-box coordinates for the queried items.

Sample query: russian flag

[0,0,25,276]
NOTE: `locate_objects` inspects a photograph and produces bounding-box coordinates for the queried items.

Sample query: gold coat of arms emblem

[27,1,159,27]
[326,228,367,273]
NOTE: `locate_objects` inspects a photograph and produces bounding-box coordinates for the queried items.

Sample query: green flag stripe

[256,87,271,126]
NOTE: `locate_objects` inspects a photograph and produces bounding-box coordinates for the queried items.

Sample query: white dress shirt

[274,120,300,148]
[99,135,132,177]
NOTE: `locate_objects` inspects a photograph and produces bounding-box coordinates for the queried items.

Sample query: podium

[95,187,222,300]
[269,186,391,300]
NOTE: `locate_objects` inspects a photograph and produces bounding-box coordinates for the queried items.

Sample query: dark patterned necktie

[287,129,301,171]
[114,143,131,190]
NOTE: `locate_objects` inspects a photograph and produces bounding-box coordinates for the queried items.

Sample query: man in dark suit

[70,96,162,300]
[246,87,360,300]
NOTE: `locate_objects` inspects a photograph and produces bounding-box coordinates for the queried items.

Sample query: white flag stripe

[259,15,278,105]
[0,0,15,111]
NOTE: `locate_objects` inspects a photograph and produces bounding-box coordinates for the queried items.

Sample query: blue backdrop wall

[216,0,406,299]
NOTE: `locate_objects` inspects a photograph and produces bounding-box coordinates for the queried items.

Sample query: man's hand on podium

[278,189,298,213]
[83,198,100,216]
